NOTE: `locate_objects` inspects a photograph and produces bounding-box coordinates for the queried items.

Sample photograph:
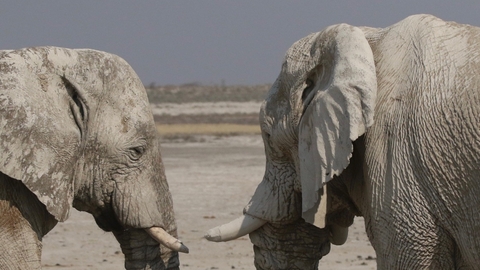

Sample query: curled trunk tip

[205,214,267,242]
[145,227,189,254]
[205,227,222,242]
[330,225,348,245]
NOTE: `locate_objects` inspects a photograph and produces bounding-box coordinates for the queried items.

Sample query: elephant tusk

[204,214,267,242]
[329,224,348,245]
[145,227,189,254]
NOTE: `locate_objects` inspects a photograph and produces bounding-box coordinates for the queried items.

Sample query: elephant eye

[128,146,145,161]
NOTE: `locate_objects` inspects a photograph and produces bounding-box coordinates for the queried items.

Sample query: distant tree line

[145,84,271,104]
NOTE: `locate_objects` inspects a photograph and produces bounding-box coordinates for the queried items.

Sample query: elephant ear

[297,25,377,226]
[0,48,84,222]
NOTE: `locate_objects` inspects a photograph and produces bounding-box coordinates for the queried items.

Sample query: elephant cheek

[112,177,175,230]
[244,162,301,223]
[249,220,331,270]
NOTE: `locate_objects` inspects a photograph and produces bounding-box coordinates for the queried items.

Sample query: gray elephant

[206,14,480,269]
[0,47,188,269]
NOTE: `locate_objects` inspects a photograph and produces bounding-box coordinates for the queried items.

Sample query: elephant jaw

[146,227,189,253]
[204,214,267,242]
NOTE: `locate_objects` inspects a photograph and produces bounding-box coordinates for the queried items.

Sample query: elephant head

[0,47,187,269]
[206,24,376,269]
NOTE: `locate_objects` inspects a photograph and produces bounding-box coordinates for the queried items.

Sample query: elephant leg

[366,210,457,269]
[0,173,57,269]
[437,209,480,268]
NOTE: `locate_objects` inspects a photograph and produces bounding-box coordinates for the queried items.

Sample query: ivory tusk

[145,227,189,254]
[329,224,348,245]
[204,214,267,242]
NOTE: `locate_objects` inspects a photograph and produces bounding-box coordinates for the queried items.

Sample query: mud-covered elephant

[206,14,480,269]
[0,47,188,269]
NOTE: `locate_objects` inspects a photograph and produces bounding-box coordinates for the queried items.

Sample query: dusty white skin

[0,47,185,269]
[207,14,480,270]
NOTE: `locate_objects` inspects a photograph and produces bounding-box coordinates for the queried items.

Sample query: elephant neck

[0,173,58,269]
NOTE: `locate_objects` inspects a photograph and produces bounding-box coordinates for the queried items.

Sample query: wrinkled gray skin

[242,15,480,269]
[0,47,180,269]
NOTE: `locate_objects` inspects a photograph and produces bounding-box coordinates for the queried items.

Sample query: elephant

[206,14,480,269]
[0,46,188,269]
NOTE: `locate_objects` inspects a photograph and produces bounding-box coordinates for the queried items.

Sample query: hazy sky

[1,1,479,85]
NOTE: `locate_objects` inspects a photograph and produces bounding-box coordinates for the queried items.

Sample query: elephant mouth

[93,203,124,232]
[205,213,347,269]
[249,220,332,269]
[94,202,189,254]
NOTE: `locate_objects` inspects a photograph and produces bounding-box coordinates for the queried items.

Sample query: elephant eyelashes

[62,76,88,135]
[128,146,145,161]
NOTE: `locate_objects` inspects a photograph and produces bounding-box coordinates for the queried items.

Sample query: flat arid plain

[42,84,376,270]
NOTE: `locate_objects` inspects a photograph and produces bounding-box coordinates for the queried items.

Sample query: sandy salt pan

[150,102,262,116]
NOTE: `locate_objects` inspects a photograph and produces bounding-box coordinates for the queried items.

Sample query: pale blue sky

[1,1,479,85]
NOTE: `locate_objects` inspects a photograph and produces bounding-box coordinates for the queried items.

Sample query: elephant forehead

[3,47,77,74]
[93,107,154,139]
[270,33,322,110]
[78,53,124,86]
[283,33,320,79]
[285,32,319,63]
[99,90,154,127]
[262,80,302,131]
[264,88,285,112]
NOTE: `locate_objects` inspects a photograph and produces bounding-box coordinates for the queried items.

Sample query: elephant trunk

[249,219,331,270]
[113,228,180,270]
